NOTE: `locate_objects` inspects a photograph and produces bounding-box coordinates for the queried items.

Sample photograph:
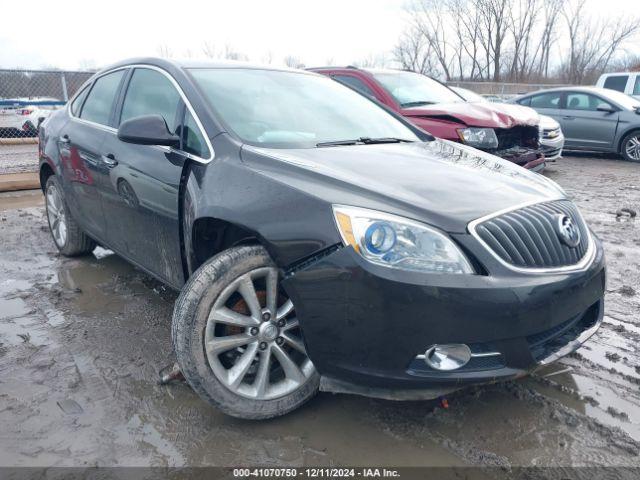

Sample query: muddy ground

[0,155,639,475]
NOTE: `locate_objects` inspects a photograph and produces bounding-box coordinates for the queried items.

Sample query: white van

[596,72,640,99]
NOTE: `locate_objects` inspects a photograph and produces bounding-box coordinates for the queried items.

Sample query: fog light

[424,344,471,371]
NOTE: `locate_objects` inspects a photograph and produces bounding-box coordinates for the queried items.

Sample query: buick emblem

[556,214,581,248]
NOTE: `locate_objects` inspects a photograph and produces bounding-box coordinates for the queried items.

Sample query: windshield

[599,89,640,110]
[453,87,486,103]
[189,69,420,148]
[373,71,463,107]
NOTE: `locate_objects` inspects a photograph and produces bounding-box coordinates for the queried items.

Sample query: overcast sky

[0,0,635,71]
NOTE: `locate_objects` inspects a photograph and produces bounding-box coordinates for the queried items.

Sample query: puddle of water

[580,340,639,379]
[55,255,138,315]
[528,371,640,442]
[0,297,31,319]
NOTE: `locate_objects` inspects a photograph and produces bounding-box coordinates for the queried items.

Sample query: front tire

[45,176,96,256]
[620,130,640,162]
[172,246,319,419]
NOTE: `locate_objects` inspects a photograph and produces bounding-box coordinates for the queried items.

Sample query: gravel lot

[0,155,638,475]
[0,143,38,175]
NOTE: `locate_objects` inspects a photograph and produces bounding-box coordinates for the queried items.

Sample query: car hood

[243,139,565,233]
[539,114,560,130]
[402,102,540,129]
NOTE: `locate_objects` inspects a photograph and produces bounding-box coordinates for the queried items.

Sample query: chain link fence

[0,69,94,141]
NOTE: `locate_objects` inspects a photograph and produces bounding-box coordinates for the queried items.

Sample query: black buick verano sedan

[39,58,605,419]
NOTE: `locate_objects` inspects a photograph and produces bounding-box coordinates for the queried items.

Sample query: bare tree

[157,45,173,58]
[353,53,389,68]
[223,45,249,61]
[393,26,438,75]
[506,0,541,81]
[475,0,511,81]
[261,51,274,65]
[409,0,456,79]
[534,0,563,78]
[202,42,217,58]
[283,55,305,69]
[396,0,639,83]
[561,0,640,83]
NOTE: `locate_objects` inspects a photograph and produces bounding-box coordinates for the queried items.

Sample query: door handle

[562,116,575,120]
[101,153,118,168]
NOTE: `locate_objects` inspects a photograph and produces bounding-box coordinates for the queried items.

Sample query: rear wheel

[620,130,640,162]
[45,176,96,256]
[172,246,319,419]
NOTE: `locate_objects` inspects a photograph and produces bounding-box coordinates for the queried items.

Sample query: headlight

[332,206,475,274]
[457,127,499,149]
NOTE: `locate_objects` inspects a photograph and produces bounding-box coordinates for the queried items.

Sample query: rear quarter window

[70,86,90,116]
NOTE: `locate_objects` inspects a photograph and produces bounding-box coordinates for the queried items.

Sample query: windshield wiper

[316,139,360,147]
[316,137,414,147]
[400,101,435,108]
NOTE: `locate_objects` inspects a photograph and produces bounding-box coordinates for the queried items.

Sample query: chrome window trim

[467,197,596,274]
[67,64,215,164]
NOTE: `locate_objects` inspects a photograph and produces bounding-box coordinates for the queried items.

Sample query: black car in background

[39,58,605,419]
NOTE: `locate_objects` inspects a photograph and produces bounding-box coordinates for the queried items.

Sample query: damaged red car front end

[402,101,545,170]
[310,67,545,171]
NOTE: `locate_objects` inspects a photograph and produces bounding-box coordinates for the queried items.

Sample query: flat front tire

[172,246,319,419]
[45,176,96,256]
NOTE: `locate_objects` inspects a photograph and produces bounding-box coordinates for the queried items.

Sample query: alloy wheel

[625,135,640,161]
[46,184,68,248]
[204,267,315,400]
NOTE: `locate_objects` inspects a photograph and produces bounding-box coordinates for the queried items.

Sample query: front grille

[542,128,561,140]
[473,200,590,269]
[495,125,539,150]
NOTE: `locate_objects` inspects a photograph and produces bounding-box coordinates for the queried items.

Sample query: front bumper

[540,134,565,160]
[283,237,605,398]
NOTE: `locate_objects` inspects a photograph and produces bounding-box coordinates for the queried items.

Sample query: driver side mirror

[596,104,616,114]
[117,114,180,147]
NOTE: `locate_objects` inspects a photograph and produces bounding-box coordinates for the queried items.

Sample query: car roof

[308,66,411,76]
[99,57,314,75]
[600,71,638,76]
[521,86,614,96]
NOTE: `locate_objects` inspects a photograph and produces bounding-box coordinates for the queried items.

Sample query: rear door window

[603,75,628,93]
[120,68,181,133]
[529,92,562,109]
[565,92,614,111]
[80,70,126,125]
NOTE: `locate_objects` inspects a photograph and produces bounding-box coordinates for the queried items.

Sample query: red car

[310,67,545,171]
